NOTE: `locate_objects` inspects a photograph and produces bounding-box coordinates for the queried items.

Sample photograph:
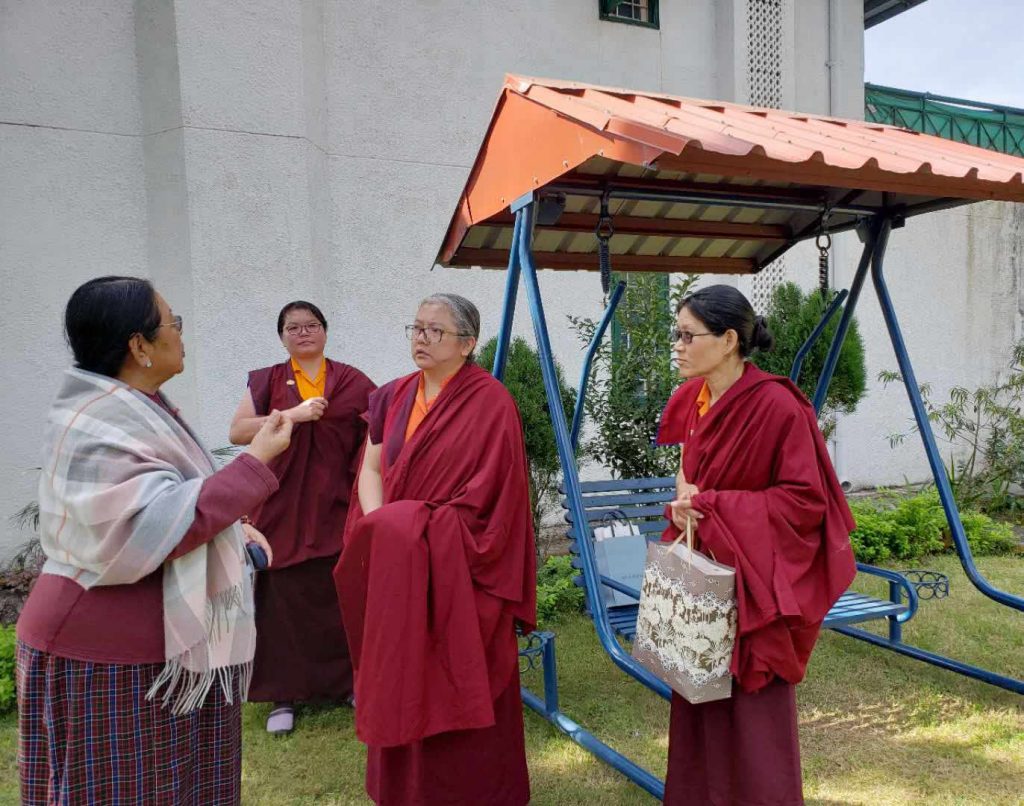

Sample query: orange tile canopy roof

[438,75,1024,275]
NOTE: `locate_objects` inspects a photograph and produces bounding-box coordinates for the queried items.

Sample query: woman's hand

[241,522,274,567]
[246,410,293,464]
[287,397,328,423]
[669,483,703,531]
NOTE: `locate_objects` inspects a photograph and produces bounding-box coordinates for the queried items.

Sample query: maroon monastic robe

[335,362,535,806]
[658,362,856,691]
[248,359,375,568]
[246,358,374,702]
[657,362,856,805]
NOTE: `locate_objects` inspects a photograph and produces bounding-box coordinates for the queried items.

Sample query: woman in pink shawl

[17,276,291,805]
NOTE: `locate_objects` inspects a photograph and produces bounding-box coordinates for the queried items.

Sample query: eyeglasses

[158,315,183,334]
[405,325,469,344]
[671,328,714,346]
[284,322,323,336]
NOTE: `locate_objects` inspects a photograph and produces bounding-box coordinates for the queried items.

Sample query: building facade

[2,0,1022,551]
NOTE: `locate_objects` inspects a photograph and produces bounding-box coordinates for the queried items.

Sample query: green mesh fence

[865,83,1024,157]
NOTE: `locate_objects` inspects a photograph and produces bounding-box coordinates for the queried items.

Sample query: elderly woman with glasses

[656,284,857,805]
[17,276,290,804]
[229,301,375,735]
[335,293,536,806]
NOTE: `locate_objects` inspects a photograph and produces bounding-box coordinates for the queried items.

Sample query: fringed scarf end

[146,658,253,715]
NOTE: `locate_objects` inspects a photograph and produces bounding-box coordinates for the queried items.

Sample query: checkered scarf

[38,368,255,713]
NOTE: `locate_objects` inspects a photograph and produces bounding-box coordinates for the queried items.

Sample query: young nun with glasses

[229,301,375,735]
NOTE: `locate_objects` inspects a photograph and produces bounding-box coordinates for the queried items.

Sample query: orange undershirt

[695,381,711,418]
[405,371,454,442]
[291,357,326,400]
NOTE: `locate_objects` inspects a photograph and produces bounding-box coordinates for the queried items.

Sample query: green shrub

[478,336,576,528]
[848,489,1018,564]
[752,282,867,439]
[890,490,948,557]
[847,502,904,563]
[0,625,16,714]
[957,509,1018,556]
[536,555,585,625]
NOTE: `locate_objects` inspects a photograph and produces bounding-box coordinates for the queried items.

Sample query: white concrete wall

[2,0,1021,552]
[1,0,148,550]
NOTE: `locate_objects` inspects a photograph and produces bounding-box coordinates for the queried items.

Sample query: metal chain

[816,230,832,300]
[597,194,614,296]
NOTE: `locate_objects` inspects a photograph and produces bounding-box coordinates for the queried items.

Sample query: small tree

[478,336,576,528]
[569,273,698,479]
[752,282,867,439]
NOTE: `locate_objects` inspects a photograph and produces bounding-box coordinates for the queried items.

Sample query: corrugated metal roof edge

[437,74,1024,270]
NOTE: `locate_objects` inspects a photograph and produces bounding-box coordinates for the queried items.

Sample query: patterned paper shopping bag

[631,520,738,703]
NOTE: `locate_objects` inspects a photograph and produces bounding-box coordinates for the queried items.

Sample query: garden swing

[437,75,1024,799]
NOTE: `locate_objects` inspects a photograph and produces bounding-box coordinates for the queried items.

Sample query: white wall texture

[2,0,1022,552]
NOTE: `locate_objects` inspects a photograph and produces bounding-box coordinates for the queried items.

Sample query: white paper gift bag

[631,519,738,704]
[593,512,646,608]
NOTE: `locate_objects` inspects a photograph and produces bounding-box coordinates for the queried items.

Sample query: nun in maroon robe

[230,301,375,733]
[336,293,535,806]
[657,285,856,806]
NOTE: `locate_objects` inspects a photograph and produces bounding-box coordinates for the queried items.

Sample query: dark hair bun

[751,315,775,352]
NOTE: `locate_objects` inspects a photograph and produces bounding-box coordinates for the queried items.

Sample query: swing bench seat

[560,476,915,641]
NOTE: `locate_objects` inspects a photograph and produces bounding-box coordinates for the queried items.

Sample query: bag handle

[667,517,718,565]
[668,517,694,565]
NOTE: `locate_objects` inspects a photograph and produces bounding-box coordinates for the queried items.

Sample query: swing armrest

[600,575,641,601]
[853,563,919,623]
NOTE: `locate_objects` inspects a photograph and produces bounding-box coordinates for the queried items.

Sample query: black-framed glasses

[284,322,323,336]
[671,328,714,345]
[405,324,469,344]
[158,315,184,334]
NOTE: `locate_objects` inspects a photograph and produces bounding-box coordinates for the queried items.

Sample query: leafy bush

[957,509,1018,556]
[752,282,867,438]
[569,273,697,479]
[848,489,1017,564]
[479,336,576,527]
[847,504,910,563]
[0,625,16,713]
[536,555,585,624]
[848,494,943,563]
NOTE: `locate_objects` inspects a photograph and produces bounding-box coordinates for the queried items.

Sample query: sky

[865,0,1024,109]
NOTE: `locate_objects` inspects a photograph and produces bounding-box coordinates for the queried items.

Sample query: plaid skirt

[17,641,243,806]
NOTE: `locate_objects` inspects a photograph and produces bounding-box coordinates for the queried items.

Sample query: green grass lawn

[0,555,1020,804]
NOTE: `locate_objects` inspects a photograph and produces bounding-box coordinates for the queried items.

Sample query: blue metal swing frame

[498,193,1024,799]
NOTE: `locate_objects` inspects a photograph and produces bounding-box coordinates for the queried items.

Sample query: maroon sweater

[17,452,278,664]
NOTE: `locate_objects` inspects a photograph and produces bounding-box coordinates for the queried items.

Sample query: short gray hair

[419,293,481,361]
